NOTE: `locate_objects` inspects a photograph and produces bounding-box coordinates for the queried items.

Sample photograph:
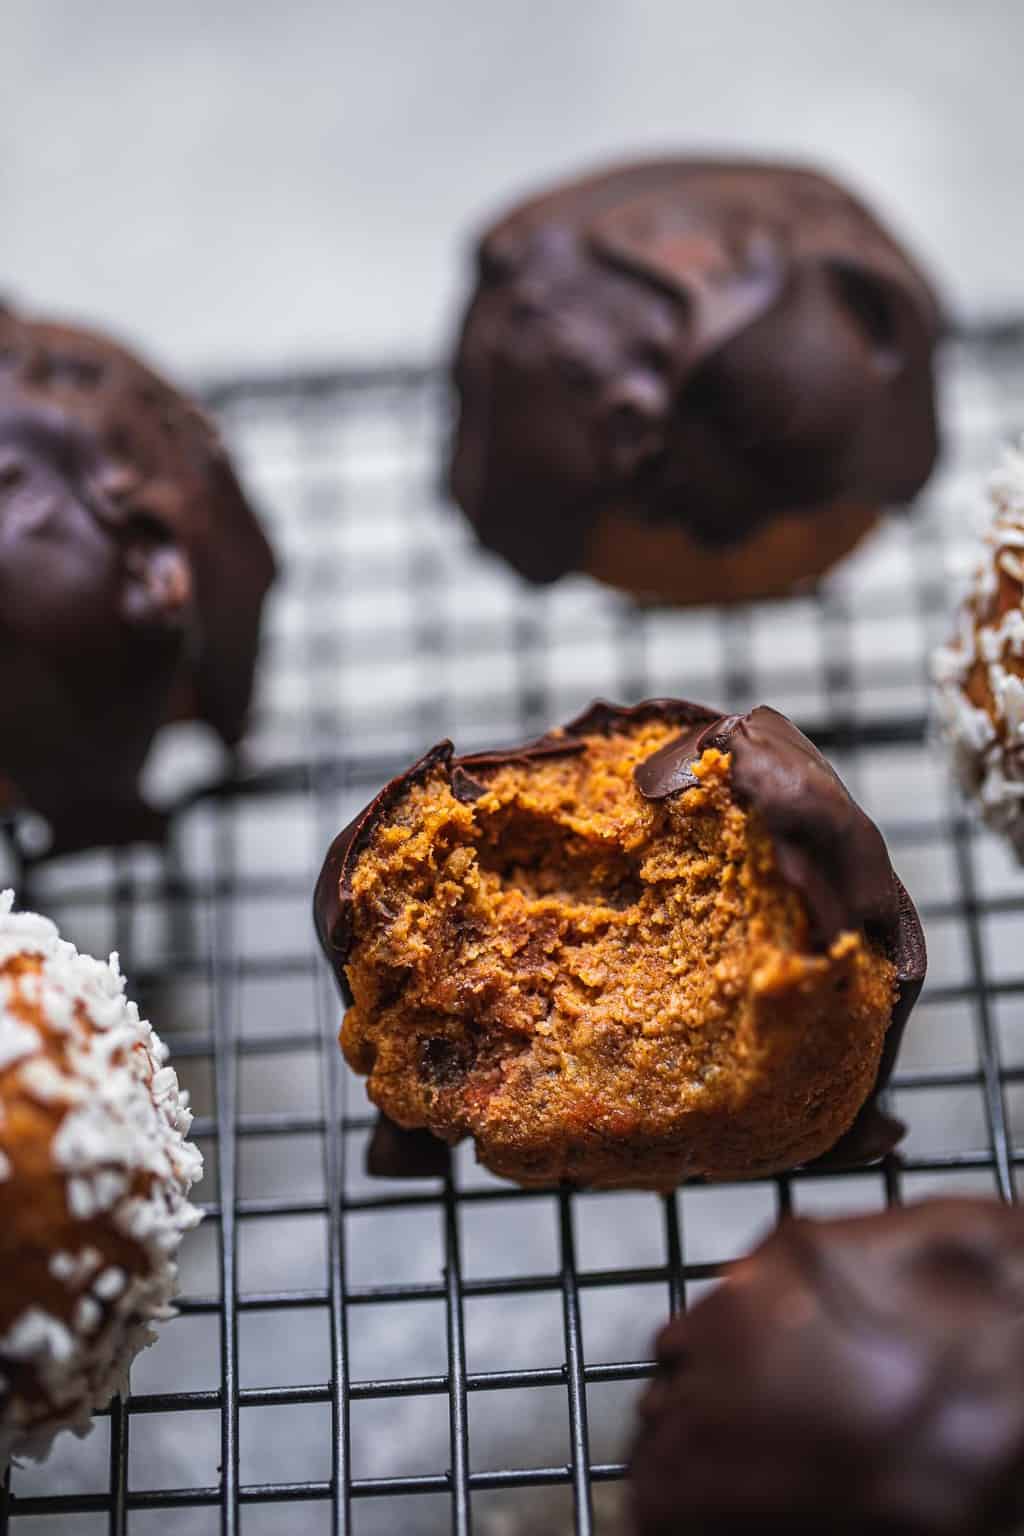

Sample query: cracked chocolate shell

[314,700,924,1189]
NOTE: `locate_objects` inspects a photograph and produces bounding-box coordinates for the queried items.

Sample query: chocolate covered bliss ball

[315,700,924,1189]
[0,305,276,851]
[450,159,940,603]
[631,1199,1024,1536]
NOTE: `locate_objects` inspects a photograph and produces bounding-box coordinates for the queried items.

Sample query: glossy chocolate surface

[450,159,940,583]
[0,306,275,850]
[632,1199,1024,1536]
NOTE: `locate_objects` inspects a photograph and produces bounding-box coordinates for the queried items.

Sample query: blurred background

[5,0,1023,378]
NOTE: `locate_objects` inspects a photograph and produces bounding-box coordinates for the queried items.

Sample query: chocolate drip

[366,1116,451,1179]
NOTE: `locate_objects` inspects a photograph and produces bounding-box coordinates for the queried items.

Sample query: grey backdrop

[4,0,1023,378]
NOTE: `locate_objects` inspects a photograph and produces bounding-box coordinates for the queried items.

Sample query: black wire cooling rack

[3,325,1024,1536]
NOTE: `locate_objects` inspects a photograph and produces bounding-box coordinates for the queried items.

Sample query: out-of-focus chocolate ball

[631,1198,1024,1536]
[0,305,275,850]
[450,159,940,604]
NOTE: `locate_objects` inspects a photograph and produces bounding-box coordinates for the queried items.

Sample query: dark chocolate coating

[366,1116,451,1179]
[450,159,940,583]
[0,306,275,850]
[314,698,925,1176]
[631,1198,1024,1536]
[635,707,912,952]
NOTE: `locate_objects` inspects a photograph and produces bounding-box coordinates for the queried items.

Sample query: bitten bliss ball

[0,894,202,1466]
[631,1200,1024,1536]
[315,701,924,1189]
[0,304,276,852]
[450,159,940,605]
[934,442,1024,856]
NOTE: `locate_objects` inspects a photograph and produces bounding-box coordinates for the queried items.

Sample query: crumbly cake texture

[316,704,921,1189]
[934,442,1024,856]
[0,893,203,1467]
[631,1198,1024,1536]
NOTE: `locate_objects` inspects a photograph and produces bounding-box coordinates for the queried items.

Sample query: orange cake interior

[341,717,897,1188]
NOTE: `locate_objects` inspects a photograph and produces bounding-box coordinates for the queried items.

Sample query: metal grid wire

[3,325,1024,1534]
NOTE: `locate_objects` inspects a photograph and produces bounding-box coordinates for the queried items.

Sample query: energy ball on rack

[314,700,925,1189]
[0,303,276,852]
[934,441,1024,857]
[630,1198,1024,1536]
[450,158,940,604]
[0,893,202,1467]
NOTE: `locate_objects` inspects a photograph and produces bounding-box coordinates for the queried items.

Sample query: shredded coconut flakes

[933,440,1024,857]
[0,892,203,1467]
